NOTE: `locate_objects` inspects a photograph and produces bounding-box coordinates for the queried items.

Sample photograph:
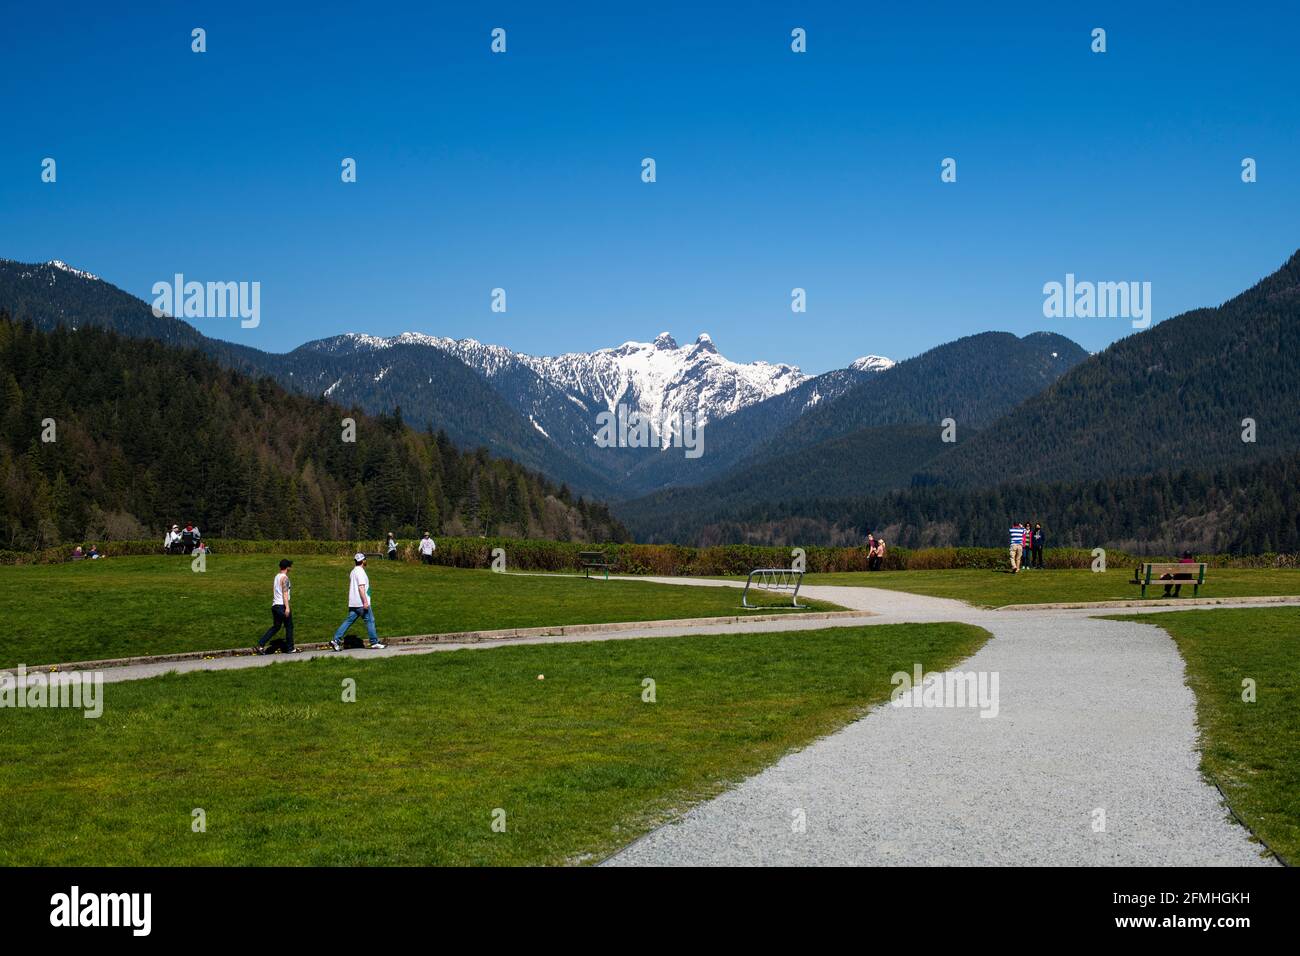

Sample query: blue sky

[4,1,1297,372]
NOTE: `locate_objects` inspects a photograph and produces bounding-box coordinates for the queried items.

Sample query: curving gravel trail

[605,582,1277,866]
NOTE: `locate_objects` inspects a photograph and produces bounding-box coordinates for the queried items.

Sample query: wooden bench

[579,551,612,580]
[1132,562,1206,598]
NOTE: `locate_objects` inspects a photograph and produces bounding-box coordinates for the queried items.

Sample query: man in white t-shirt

[418,532,436,565]
[331,553,386,650]
[255,559,298,654]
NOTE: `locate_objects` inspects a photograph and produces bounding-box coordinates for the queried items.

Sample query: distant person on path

[418,532,437,565]
[1032,523,1045,568]
[865,533,877,571]
[180,523,200,553]
[331,553,387,650]
[255,559,298,654]
[386,532,398,561]
[1009,523,1025,573]
[1162,551,1197,597]
[1021,519,1035,569]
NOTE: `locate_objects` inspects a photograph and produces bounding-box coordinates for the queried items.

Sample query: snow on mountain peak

[320,330,893,448]
[850,354,896,373]
[692,332,717,354]
[46,260,100,281]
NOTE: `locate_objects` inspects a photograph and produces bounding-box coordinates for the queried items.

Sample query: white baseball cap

[354,552,366,563]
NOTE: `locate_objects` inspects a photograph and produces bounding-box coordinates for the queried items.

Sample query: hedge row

[5,537,1299,573]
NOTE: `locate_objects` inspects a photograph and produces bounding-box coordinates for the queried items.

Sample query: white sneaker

[370,642,388,650]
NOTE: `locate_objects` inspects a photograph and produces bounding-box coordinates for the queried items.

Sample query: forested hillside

[919,250,1300,487]
[625,451,1300,555]
[770,331,1087,455]
[0,259,618,498]
[0,313,627,550]
[617,330,1085,530]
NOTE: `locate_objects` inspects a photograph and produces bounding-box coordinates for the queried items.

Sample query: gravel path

[605,581,1278,866]
[35,571,1283,866]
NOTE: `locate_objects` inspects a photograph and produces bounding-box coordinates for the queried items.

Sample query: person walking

[1009,522,1025,573]
[385,532,398,561]
[1032,523,1045,569]
[873,536,887,571]
[332,553,387,650]
[255,559,298,654]
[1022,520,1035,569]
[865,533,877,571]
[418,531,436,565]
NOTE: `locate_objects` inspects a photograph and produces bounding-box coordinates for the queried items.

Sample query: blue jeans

[334,606,378,645]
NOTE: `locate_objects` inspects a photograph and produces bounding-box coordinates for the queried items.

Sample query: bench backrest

[578,551,607,561]
[1139,562,1206,584]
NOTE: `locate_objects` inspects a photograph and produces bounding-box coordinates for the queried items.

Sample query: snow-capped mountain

[0,255,907,498]
[317,329,816,429]
[850,355,895,373]
[0,258,102,284]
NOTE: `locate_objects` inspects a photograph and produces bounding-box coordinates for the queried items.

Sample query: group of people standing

[386,532,439,563]
[1008,522,1045,572]
[864,533,888,571]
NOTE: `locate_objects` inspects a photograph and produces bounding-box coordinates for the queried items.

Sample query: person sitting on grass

[255,559,298,655]
[1161,551,1197,597]
[331,553,387,651]
[88,544,101,559]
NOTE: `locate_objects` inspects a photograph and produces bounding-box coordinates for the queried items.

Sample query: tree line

[0,313,628,550]
[629,451,1300,555]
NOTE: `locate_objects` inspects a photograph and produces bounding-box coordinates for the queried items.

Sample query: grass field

[0,556,844,668]
[1108,606,1300,865]
[796,567,1300,607]
[0,622,989,865]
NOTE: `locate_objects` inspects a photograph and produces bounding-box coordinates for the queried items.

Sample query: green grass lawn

[0,622,989,865]
[1108,607,1300,865]
[0,556,843,668]
[796,567,1300,607]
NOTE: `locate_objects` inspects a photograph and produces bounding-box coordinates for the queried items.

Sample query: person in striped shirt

[1009,523,1026,573]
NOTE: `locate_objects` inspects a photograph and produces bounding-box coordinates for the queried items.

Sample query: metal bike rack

[741,568,805,608]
